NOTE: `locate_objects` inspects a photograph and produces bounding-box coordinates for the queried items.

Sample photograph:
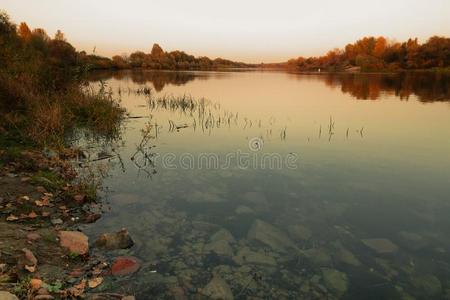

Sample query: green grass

[31,170,65,191]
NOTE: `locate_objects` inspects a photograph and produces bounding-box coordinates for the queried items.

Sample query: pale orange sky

[2,0,449,63]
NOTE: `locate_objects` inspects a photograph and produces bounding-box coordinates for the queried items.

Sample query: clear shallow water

[82,70,450,299]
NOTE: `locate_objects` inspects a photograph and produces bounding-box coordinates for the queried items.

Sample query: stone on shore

[22,248,38,266]
[27,233,41,241]
[58,231,89,255]
[0,292,19,300]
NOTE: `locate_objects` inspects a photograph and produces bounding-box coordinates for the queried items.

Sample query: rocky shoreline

[0,149,137,299]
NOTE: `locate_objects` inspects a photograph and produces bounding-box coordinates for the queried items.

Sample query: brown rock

[0,292,19,300]
[85,213,101,224]
[22,248,38,266]
[27,233,41,241]
[94,229,134,250]
[111,256,141,276]
[58,231,89,255]
[37,288,49,295]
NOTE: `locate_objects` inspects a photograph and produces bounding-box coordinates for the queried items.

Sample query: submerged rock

[233,247,277,266]
[397,231,427,251]
[375,258,399,278]
[247,219,295,252]
[412,274,442,296]
[94,229,134,250]
[335,248,361,267]
[186,191,224,204]
[362,238,399,254]
[304,248,333,267]
[110,193,141,206]
[204,239,234,257]
[111,256,141,276]
[0,292,19,300]
[211,229,236,244]
[322,268,348,296]
[235,205,254,215]
[241,191,269,211]
[202,276,234,300]
[288,224,312,241]
[58,231,89,255]
[191,221,221,232]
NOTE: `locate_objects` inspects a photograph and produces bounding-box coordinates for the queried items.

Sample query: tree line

[112,44,249,70]
[283,36,450,72]
[9,21,249,73]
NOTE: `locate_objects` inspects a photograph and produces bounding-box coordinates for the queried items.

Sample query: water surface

[82,70,450,299]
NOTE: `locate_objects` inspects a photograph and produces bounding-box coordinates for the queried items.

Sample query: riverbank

[0,12,136,299]
[0,144,139,299]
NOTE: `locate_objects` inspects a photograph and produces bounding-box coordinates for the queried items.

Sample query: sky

[1,0,449,63]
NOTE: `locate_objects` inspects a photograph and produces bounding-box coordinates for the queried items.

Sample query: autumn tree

[17,22,31,41]
[31,28,50,41]
[54,29,65,41]
[373,36,387,58]
[129,51,146,68]
[112,54,128,69]
[150,43,164,57]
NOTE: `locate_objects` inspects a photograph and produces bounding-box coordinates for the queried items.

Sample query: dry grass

[0,75,125,147]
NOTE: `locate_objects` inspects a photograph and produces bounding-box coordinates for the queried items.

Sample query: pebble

[51,218,63,225]
[0,291,19,300]
[58,231,89,255]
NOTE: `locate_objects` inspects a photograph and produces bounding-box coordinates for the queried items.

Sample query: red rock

[111,256,140,276]
[58,231,89,255]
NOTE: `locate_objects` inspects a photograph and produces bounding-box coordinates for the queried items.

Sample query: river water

[81,70,450,299]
